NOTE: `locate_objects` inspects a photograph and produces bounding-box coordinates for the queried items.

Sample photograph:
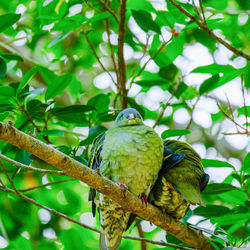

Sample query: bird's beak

[127,114,136,125]
[128,119,136,125]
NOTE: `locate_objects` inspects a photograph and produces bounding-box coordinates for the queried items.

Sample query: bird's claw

[115,182,127,190]
[139,193,148,205]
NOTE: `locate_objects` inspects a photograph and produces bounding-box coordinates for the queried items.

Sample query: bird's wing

[88,132,106,217]
[126,142,185,231]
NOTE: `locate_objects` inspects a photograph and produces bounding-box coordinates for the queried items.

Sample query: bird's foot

[139,193,148,205]
[115,182,127,190]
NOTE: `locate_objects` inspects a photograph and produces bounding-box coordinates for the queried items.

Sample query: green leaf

[16,67,39,96]
[80,125,107,146]
[131,10,161,34]
[161,129,191,139]
[1,54,24,61]
[39,130,64,137]
[0,86,14,97]
[238,106,250,116]
[155,10,175,28]
[194,205,231,218]
[50,105,95,124]
[199,74,220,95]
[202,183,239,195]
[243,60,250,88]
[14,236,33,250]
[211,212,250,226]
[48,32,71,48]
[87,94,110,114]
[242,152,250,174]
[0,56,7,77]
[159,64,179,82]
[0,13,21,33]
[39,67,73,100]
[202,159,235,169]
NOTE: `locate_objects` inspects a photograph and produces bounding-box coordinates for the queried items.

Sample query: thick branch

[167,0,250,60]
[117,0,127,109]
[0,122,213,249]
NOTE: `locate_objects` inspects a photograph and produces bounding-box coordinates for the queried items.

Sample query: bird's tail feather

[99,196,130,250]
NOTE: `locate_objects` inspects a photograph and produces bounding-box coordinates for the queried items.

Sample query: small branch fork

[216,77,249,136]
[0,122,213,249]
[168,0,250,60]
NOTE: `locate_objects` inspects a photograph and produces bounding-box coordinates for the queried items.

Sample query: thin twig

[137,223,147,250]
[129,36,150,80]
[19,106,51,144]
[0,154,66,176]
[130,37,173,86]
[199,0,207,24]
[167,0,250,60]
[242,181,250,200]
[18,178,75,192]
[96,0,119,24]
[117,0,127,109]
[82,30,117,86]
[217,102,248,133]
[241,73,249,133]
[153,78,181,128]
[192,0,202,22]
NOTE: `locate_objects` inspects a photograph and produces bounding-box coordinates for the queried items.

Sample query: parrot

[88,108,164,250]
[148,140,210,219]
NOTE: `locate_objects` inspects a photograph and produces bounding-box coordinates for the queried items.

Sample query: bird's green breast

[100,125,163,196]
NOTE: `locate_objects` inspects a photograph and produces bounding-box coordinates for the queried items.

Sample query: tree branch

[117,0,127,109]
[0,122,213,249]
[0,154,66,176]
[18,179,75,193]
[96,0,119,24]
[167,0,250,60]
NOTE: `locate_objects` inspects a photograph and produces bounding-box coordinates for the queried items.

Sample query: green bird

[88,108,164,250]
[148,140,209,219]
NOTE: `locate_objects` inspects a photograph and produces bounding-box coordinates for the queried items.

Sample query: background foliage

[0,0,249,249]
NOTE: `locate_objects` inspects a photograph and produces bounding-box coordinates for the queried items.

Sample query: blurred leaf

[80,125,107,146]
[194,205,231,217]
[50,105,95,124]
[243,152,250,174]
[0,86,14,97]
[48,32,71,48]
[159,64,179,82]
[210,212,250,226]
[0,13,21,32]
[16,67,39,96]
[202,183,239,195]
[14,236,33,250]
[238,106,250,116]
[131,10,161,34]
[87,94,110,114]
[39,130,64,136]
[199,74,220,95]
[0,56,7,77]
[202,159,235,169]
[1,53,24,61]
[161,129,191,139]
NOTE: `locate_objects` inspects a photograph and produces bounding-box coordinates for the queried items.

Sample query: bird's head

[114,108,143,127]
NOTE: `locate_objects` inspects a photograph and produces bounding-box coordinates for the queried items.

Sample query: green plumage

[88,108,163,249]
[149,140,209,220]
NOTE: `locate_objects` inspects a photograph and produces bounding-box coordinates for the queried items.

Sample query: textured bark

[0,122,213,249]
